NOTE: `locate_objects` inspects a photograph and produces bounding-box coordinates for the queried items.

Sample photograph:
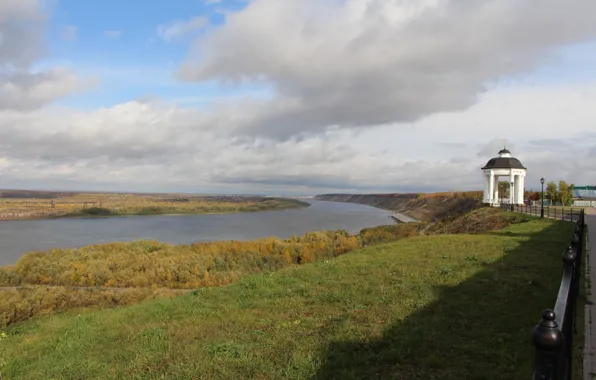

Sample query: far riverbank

[0,196,309,221]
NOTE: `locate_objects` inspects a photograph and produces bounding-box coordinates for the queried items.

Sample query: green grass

[0,218,575,379]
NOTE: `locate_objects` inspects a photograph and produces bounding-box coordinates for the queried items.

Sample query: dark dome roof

[482,156,526,170]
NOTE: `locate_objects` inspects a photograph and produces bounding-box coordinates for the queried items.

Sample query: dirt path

[419,218,438,235]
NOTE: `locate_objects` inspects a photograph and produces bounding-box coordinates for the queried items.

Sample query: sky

[1,0,596,195]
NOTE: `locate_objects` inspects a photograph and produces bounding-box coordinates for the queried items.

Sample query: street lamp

[510,181,515,211]
[540,177,545,218]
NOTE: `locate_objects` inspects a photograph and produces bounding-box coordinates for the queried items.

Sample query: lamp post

[540,177,545,219]
[510,181,515,211]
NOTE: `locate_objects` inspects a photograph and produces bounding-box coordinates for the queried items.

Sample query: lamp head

[540,177,544,185]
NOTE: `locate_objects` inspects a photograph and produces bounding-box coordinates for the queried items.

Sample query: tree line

[526,180,575,206]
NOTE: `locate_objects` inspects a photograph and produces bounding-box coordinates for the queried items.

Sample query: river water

[0,200,393,266]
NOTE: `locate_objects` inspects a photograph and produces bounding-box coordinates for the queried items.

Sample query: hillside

[315,193,482,221]
[0,211,575,379]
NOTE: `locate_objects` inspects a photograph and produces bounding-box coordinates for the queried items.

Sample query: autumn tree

[558,181,575,206]
[546,181,558,203]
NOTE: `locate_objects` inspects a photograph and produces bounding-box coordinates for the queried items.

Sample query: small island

[0,190,310,220]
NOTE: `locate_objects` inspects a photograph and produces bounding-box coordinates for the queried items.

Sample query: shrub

[0,287,178,328]
[81,207,112,215]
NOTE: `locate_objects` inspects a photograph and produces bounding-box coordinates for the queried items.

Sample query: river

[0,200,393,266]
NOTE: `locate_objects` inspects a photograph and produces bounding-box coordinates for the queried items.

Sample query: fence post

[532,309,563,379]
[563,244,578,380]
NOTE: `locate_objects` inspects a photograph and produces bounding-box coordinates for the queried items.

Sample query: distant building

[573,186,596,199]
[573,186,596,207]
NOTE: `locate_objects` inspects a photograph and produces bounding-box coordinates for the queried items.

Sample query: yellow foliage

[0,286,179,328]
[2,225,420,292]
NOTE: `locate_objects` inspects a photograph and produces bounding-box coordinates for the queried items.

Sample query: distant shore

[0,192,310,221]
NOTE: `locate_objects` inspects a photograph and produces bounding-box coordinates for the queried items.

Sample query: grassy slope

[0,216,574,379]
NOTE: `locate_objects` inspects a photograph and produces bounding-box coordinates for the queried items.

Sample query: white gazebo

[481,148,527,206]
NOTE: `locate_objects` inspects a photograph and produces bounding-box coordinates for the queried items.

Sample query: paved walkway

[584,209,596,379]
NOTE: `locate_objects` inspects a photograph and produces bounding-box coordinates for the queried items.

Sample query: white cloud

[61,25,77,41]
[1,0,595,194]
[157,17,208,43]
[0,68,95,111]
[0,0,90,110]
[177,0,596,140]
[0,81,595,193]
[0,0,40,21]
[0,0,45,67]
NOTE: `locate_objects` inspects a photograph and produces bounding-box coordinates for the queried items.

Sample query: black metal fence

[500,203,583,222]
[531,209,585,379]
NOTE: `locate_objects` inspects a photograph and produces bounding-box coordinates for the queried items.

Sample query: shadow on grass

[313,221,573,380]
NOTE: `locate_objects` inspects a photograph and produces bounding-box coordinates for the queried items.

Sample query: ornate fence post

[532,309,563,379]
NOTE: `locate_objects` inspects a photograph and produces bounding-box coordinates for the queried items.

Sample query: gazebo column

[493,175,499,204]
[488,171,494,204]
[510,170,515,205]
[517,175,525,204]
[483,173,490,203]
[512,175,518,204]
[509,174,519,204]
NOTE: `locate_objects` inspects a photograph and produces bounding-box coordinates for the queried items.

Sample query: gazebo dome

[481,149,526,170]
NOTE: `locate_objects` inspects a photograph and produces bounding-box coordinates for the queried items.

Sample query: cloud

[0,0,45,67]
[61,25,77,41]
[0,80,595,194]
[0,0,40,20]
[1,0,595,194]
[176,0,596,140]
[476,139,512,158]
[0,68,95,111]
[104,30,122,39]
[157,17,208,43]
[0,0,90,110]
